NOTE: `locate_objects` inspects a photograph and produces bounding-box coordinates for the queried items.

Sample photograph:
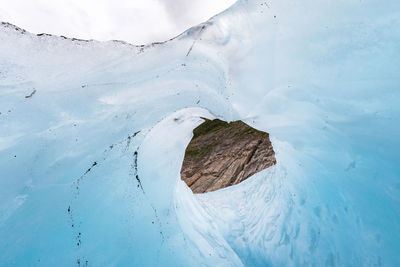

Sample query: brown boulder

[181,118,276,193]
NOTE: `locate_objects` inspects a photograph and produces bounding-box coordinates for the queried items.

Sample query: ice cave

[0,0,399,266]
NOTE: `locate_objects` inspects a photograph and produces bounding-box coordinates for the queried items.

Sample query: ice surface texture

[0,0,400,266]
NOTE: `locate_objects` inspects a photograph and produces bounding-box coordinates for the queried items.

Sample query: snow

[1,0,400,266]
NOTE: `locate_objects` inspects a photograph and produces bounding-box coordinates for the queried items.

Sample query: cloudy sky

[0,0,236,44]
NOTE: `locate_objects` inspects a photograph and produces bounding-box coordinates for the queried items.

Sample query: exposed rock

[181,118,276,193]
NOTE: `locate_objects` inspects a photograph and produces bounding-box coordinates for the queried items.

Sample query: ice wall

[0,0,399,266]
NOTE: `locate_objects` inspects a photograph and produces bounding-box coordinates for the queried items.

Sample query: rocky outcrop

[181,118,276,193]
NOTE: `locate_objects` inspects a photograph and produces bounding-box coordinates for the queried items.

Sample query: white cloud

[0,0,236,44]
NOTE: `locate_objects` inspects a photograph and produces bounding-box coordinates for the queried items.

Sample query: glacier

[1,0,400,266]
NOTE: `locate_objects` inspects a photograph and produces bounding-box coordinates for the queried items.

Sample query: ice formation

[0,0,399,266]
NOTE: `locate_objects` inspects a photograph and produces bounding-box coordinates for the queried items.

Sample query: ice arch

[138,107,243,266]
[0,0,399,265]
